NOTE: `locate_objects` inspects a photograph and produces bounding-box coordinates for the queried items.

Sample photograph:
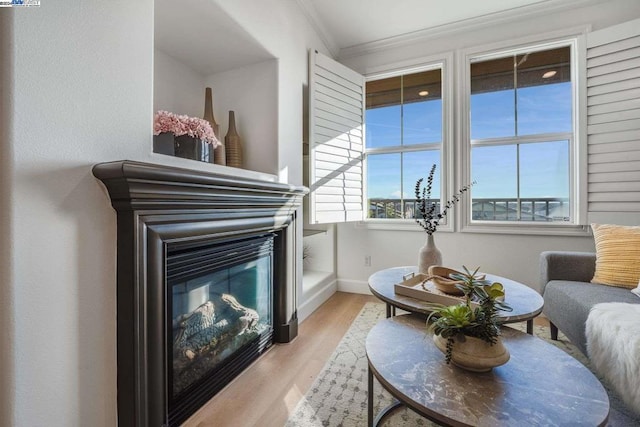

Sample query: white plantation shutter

[309,50,365,224]
[586,19,640,224]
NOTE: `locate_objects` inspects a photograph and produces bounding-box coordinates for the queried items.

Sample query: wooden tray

[394,272,479,308]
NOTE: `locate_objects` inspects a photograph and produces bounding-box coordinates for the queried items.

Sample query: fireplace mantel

[93,160,307,427]
[93,160,306,211]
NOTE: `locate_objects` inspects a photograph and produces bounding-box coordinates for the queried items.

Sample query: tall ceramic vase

[225,110,243,168]
[203,87,225,165]
[418,233,442,274]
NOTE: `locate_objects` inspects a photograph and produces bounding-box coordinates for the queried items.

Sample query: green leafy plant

[414,164,475,235]
[426,266,512,364]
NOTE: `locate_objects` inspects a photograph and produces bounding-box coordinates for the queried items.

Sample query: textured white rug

[587,302,640,417]
[286,302,640,427]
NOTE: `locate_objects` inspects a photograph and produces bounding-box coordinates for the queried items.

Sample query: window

[309,40,591,234]
[466,43,578,226]
[365,67,445,221]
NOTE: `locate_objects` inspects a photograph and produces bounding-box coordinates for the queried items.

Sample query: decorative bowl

[426,266,468,295]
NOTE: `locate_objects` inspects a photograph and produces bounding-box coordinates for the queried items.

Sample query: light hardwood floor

[184,292,379,427]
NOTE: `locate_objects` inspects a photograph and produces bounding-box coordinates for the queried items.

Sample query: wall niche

[154,0,278,175]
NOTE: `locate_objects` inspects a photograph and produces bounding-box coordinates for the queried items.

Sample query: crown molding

[295,0,340,58]
[338,0,603,59]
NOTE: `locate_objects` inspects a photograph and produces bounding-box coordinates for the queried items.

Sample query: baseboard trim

[298,278,338,323]
[337,279,371,295]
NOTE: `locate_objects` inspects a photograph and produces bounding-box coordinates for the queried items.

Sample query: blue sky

[366,82,571,200]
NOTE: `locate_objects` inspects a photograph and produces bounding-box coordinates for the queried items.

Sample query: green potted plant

[426,266,513,372]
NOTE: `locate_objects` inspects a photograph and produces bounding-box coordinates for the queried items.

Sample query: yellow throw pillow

[591,223,640,288]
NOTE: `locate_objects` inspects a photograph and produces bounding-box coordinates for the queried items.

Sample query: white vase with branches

[415,164,474,273]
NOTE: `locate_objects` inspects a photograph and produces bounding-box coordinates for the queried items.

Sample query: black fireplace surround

[93,161,307,427]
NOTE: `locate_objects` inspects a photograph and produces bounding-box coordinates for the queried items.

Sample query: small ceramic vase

[225,111,243,168]
[203,87,225,165]
[418,233,442,274]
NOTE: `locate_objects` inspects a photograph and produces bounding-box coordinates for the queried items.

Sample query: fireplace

[168,233,278,424]
[93,161,307,427]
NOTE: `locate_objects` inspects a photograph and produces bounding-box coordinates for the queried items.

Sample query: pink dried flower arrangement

[154,110,220,147]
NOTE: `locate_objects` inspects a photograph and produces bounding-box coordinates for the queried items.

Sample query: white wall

[336,0,640,293]
[1,1,329,425]
[302,228,336,278]
[0,10,14,427]
[337,226,596,293]
[5,2,154,425]
[154,48,205,118]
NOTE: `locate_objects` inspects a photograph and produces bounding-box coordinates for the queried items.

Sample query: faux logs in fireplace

[93,161,307,426]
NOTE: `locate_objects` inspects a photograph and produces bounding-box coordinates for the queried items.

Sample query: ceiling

[297,0,596,56]
[155,0,595,76]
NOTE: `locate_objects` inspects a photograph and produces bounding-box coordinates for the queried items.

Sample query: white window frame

[358,53,456,232]
[458,29,590,236]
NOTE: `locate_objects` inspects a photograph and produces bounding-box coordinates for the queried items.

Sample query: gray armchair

[538,251,639,355]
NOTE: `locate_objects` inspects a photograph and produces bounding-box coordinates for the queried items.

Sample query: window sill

[349,219,591,236]
[461,221,591,236]
[353,219,454,233]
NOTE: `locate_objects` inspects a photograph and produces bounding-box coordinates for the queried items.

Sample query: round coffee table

[366,314,609,427]
[368,266,544,333]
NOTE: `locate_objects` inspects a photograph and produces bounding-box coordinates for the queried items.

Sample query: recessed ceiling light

[418,90,429,96]
[542,70,557,79]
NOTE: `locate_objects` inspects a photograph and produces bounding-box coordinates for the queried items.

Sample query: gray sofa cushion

[538,251,596,294]
[543,280,639,355]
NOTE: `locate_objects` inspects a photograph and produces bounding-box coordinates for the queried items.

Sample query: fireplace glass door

[167,234,274,419]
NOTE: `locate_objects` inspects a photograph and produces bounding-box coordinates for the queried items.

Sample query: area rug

[285,302,640,427]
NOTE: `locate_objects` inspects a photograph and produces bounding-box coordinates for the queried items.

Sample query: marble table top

[366,314,609,427]
[368,266,544,324]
